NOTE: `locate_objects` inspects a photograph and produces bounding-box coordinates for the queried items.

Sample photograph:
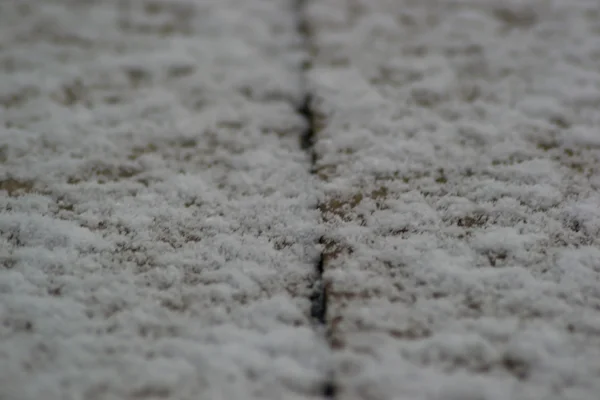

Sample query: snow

[2,0,600,399]
[0,0,329,399]
[306,0,600,399]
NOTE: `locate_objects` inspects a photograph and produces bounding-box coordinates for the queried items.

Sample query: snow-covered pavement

[306,1,600,399]
[0,1,328,399]
[2,0,600,399]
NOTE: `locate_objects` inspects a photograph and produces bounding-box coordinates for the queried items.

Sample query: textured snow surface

[3,0,600,399]
[0,1,329,399]
[305,0,600,399]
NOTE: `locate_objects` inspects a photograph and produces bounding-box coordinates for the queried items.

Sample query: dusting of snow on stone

[306,0,600,398]
[0,1,329,399]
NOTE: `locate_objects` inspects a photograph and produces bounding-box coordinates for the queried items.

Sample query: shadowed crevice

[295,0,337,398]
[309,251,327,324]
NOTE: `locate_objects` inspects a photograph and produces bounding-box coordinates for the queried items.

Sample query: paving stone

[0,1,329,399]
[305,1,600,398]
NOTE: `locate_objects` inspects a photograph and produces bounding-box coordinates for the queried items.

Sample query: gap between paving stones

[295,0,338,398]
